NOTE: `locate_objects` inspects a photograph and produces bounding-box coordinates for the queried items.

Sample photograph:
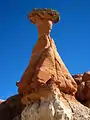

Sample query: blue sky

[0,0,90,99]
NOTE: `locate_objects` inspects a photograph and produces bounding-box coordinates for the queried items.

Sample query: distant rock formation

[73,71,90,107]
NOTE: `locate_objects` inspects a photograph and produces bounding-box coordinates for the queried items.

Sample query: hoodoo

[17,8,77,104]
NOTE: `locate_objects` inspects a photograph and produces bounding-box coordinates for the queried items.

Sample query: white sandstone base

[21,91,73,120]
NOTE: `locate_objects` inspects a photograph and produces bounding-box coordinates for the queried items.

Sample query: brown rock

[72,74,83,85]
[0,94,24,120]
[73,71,90,108]
[17,8,77,104]
[82,71,90,81]
[28,8,60,24]
[82,71,90,101]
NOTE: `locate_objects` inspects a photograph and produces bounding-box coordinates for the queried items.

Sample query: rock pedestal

[16,8,77,104]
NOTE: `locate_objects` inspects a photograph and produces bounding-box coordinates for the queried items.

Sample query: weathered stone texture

[17,9,77,104]
[21,91,90,120]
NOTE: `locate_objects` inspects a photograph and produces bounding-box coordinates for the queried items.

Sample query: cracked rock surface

[21,90,90,120]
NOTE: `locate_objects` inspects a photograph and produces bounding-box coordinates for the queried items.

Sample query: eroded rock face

[73,71,90,107]
[21,89,90,120]
[16,9,77,104]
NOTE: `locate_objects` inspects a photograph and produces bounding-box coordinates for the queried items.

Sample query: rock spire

[16,8,77,104]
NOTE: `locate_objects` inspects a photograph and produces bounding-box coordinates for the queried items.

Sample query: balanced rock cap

[28,8,60,24]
